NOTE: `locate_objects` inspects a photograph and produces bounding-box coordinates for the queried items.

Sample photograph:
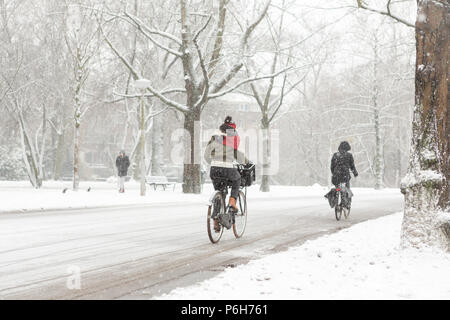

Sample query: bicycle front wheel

[233,190,247,239]
[207,192,224,244]
[344,200,351,219]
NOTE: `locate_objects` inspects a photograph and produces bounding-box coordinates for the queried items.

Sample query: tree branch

[356,0,414,28]
[208,66,293,100]
[209,0,272,93]
[124,11,183,57]
[123,11,183,45]
[100,23,141,80]
[208,0,228,78]
[143,83,190,113]
[193,36,210,110]
[101,21,189,113]
[110,88,186,101]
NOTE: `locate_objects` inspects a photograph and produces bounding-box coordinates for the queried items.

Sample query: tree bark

[260,117,271,192]
[73,119,80,191]
[373,38,384,189]
[139,94,146,196]
[72,69,82,191]
[151,112,164,176]
[182,110,202,194]
[401,0,449,251]
[17,110,42,189]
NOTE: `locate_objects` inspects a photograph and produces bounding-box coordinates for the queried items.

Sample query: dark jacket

[116,155,130,177]
[331,142,358,186]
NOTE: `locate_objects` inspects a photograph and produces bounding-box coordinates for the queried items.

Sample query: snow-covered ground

[159,213,450,300]
[0,180,201,213]
[0,180,396,214]
[0,180,406,299]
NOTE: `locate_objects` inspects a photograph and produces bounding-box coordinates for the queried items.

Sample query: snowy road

[0,188,402,300]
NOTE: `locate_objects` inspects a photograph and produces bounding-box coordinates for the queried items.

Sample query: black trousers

[210,166,241,199]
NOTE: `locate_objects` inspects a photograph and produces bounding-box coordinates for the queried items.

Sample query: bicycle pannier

[239,164,256,187]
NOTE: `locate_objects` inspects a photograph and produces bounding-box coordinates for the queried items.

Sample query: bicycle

[334,183,352,221]
[207,164,253,244]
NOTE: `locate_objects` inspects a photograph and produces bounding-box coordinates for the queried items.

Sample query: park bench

[146,175,176,191]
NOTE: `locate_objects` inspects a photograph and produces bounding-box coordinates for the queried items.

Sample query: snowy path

[160,213,450,300]
[0,186,402,299]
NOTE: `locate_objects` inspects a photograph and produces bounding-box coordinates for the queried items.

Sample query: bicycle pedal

[227,206,238,214]
[213,220,221,233]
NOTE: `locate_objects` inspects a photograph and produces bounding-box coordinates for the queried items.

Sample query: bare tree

[0,0,49,188]
[63,0,101,191]
[100,0,291,193]
[244,1,306,192]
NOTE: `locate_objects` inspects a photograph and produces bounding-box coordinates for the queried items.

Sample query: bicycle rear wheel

[335,206,342,220]
[343,207,350,219]
[207,192,224,244]
[335,192,342,221]
[233,190,247,238]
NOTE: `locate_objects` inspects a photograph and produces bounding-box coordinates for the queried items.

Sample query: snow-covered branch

[208,66,293,100]
[355,0,415,28]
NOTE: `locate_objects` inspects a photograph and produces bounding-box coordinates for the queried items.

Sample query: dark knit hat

[220,116,236,133]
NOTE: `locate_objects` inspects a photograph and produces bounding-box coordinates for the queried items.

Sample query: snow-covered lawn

[0,180,397,214]
[0,180,203,213]
[159,212,450,300]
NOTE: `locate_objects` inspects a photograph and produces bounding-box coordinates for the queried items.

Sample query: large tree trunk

[260,118,271,192]
[401,0,449,251]
[182,110,202,194]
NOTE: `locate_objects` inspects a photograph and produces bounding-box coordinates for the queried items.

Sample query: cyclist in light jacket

[204,116,249,214]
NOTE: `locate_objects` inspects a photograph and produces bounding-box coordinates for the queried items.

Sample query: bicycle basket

[239,164,256,187]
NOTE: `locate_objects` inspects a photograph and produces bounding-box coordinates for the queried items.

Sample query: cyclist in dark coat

[331,141,358,188]
[325,141,358,209]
